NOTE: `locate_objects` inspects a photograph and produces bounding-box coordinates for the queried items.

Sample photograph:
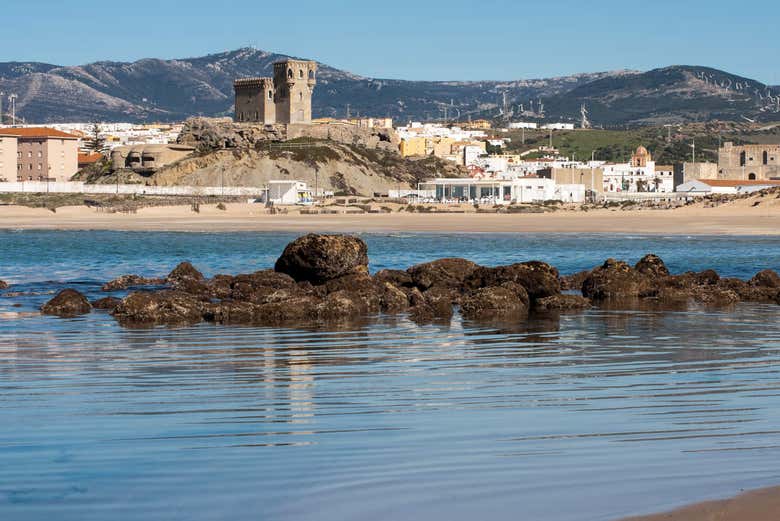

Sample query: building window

[38,151,42,158]
[288,69,293,79]
[268,90,273,99]
[764,151,769,165]
[740,151,746,166]
[749,173,757,180]
[309,70,315,80]
[37,163,42,170]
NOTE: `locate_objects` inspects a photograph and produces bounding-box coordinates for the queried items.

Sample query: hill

[1,50,778,126]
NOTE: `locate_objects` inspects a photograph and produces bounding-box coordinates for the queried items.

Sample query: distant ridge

[0,48,777,125]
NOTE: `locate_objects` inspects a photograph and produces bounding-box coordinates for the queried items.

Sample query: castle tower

[273,59,317,124]
[233,78,275,124]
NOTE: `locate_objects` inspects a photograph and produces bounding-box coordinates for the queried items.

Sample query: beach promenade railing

[0,181,266,198]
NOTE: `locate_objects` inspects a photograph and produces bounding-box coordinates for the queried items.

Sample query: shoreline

[2,203,780,235]
[619,485,780,521]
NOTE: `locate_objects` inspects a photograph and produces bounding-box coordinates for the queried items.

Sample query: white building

[509,122,538,129]
[417,176,586,204]
[676,179,780,196]
[541,123,575,130]
[268,180,313,205]
[602,146,672,193]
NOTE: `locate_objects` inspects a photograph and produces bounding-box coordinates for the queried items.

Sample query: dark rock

[408,287,455,323]
[750,269,780,288]
[582,259,652,300]
[460,282,530,320]
[230,270,299,303]
[203,301,263,325]
[374,269,413,287]
[102,274,165,291]
[693,269,720,285]
[634,254,670,279]
[112,291,205,326]
[560,270,591,291]
[534,294,592,312]
[718,277,780,303]
[41,289,92,317]
[0,280,8,290]
[275,234,369,284]
[92,296,122,311]
[407,258,479,291]
[167,262,205,285]
[465,261,560,300]
[380,282,411,313]
[255,296,323,326]
[315,292,364,322]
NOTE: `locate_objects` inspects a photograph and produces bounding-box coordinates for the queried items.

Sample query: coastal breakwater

[17,233,780,327]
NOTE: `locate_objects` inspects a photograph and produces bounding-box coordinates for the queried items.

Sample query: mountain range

[0,48,778,126]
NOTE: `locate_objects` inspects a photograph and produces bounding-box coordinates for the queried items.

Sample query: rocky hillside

[544,66,780,126]
[89,118,465,196]
[0,48,620,124]
[2,50,778,126]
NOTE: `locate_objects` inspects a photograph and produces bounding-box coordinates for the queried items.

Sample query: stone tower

[273,59,317,124]
[233,78,276,124]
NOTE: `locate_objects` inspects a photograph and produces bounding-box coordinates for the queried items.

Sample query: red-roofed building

[78,152,103,169]
[1,127,79,182]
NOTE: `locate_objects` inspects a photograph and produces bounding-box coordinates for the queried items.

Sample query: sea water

[1,231,780,520]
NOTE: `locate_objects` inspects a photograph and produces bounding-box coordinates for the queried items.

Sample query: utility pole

[346,104,351,119]
[0,91,3,125]
[691,138,696,164]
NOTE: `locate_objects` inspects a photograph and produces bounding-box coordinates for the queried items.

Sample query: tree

[85,122,106,154]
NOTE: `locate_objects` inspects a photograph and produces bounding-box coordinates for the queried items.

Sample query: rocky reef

[38,234,780,328]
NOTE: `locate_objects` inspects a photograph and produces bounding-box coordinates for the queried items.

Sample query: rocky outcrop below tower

[120,117,464,196]
[177,117,400,153]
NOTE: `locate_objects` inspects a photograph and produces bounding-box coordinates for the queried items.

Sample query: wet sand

[620,486,780,521]
[1,203,780,234]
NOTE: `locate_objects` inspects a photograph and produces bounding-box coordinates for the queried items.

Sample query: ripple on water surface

[1,231,780,521]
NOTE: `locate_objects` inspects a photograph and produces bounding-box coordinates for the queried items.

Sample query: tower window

[764,151,769,165]
[299,69,304,79]
[288,69,293,79]
[268,90,273,99]
[309,70,315,80]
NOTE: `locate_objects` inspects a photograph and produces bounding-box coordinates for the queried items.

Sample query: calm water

[2,231,780,520]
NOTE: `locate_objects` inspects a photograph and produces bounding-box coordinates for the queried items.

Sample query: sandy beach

[620,486,780,521]
[1,201,780,234]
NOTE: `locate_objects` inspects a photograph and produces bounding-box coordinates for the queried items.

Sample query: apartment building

[2,128,79,182]
[0,134,18,182]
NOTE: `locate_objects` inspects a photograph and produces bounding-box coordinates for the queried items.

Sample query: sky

[1,0,778,84]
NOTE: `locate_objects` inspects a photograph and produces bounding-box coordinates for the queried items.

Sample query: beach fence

[0,181,266,198]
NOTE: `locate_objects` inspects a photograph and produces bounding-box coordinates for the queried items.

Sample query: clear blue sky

[2,0,778,83]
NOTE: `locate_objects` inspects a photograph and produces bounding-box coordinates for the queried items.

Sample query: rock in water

[464,261,560,300]
[167,262,205,284]
[634,254,670,279]
[102,274,165,291]
[407,258,479,291]
[534,294,592,312]
[112,291,205,326]
[460,283,530,320]
[41,289,92,317]
[92,296,123,311]
[0,279,8,290]
[582,259,652,300]
[275,234,369,284]
[750,269,780,288]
